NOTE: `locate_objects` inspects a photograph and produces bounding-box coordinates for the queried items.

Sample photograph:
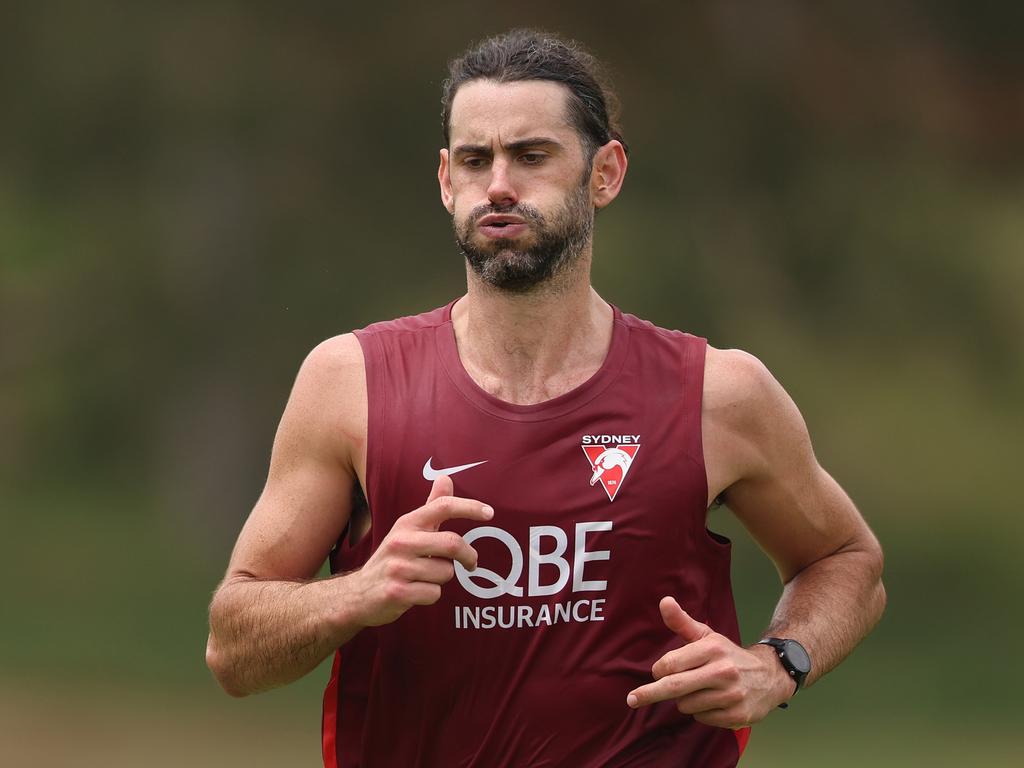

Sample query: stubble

[453,173,594,294]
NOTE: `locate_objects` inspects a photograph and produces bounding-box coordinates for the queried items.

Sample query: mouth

[477,214,528,239]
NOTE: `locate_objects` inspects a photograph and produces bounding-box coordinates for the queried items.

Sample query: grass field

[4,484,1021,767]
[3,674,1020,767]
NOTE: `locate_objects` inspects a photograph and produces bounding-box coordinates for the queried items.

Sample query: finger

[672,687,743,716]
[408,495,494,531]
[627,668,713,709]
[426,474,453,503]
[694,707,750,730]
[403,556,457,585]
[385,530,479,570]
[402,581,444,607]
[651,640,717,681]
[417,532,479,570]
[660,596,712,643]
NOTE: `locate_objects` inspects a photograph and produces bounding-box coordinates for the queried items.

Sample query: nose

[486,158,518,207]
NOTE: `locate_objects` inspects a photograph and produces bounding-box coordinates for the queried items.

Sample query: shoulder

[703,345,812,482]
[295,332,366,410]
[703,346,792,424]
[299,332,365,384]
[282,333,367,459]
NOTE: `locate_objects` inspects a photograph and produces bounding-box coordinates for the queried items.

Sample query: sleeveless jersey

[322,300,750,767]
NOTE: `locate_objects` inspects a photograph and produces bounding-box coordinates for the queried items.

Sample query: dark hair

[441,29,628,160]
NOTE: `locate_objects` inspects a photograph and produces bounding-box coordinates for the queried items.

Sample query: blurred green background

[2,1,1022,766]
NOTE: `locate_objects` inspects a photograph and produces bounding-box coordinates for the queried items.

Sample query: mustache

[468,203,545,226]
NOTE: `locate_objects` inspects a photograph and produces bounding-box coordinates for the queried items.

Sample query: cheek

[450,168,485,194]
[452,202,476,235]
[448,179,479,214]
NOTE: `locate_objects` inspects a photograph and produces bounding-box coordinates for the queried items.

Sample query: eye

[519,153,547,165]
[463,156,489,169]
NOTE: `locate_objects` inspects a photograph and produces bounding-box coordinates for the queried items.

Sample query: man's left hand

[626,596,795,729]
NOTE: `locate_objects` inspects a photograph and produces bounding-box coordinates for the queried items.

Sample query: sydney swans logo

[581,434,640,501]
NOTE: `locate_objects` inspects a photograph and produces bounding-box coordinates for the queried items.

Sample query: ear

[438,148,455,214]
[591,140,628,210]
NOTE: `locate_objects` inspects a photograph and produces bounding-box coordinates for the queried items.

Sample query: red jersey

[322,300,750,767]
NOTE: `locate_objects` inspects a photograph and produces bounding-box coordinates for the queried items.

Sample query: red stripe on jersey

[735,726,751,757]
[321,650,341,768]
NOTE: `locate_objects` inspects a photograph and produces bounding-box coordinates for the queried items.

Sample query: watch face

[782,640,812,674]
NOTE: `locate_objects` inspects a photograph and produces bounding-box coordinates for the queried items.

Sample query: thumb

[426,474,454,503]
[659,596,712,643]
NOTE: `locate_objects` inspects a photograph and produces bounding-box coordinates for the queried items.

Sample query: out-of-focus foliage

[2,1,1021,766]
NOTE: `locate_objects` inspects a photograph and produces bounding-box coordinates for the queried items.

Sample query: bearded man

[206,29,886,768]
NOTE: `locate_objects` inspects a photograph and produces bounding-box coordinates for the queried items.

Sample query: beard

[453,174,594,294]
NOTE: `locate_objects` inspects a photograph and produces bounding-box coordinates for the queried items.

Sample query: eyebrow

[451,137,563,157]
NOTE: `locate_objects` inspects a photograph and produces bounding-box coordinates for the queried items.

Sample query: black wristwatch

[758,638,811,707]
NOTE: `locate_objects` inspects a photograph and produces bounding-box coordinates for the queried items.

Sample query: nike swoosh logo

[422,457,488,481]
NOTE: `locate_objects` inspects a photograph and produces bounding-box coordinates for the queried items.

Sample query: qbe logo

[452,521,613,630]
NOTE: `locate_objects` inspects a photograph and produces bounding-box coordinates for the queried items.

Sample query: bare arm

[205,334,366,696]
[628,347,885,725]
[710,348,886,685]
[205,334,493,697]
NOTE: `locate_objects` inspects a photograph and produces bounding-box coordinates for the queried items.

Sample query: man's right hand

[349,475,493,627]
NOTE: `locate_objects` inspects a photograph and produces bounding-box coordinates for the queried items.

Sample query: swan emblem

[589,447,634,486]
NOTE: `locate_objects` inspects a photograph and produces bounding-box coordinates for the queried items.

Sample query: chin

[477,239,538,260]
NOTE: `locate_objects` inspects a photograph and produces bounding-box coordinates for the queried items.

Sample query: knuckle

[656,678,676,698]
[679,697,707,716]
[651,654,675,680]
[383,560,406,581]
[442,532,463,555]
[710,659,740,683]
[382,536,409,556]
[723,687,744,707]
[669,677,688,697]
[423,584,443,604]
[383,582,407,604]
[695,710,722,728]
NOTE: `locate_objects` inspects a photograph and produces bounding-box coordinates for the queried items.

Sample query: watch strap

[758,637,811,707]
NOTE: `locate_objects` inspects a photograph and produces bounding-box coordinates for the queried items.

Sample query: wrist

[756,637,812,708]
[750,642,797,706]
[323,570,371,643]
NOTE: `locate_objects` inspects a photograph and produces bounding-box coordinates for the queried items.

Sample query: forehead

[448,79,577,146]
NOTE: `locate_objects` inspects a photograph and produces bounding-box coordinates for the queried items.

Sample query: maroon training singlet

[321,299,750,767]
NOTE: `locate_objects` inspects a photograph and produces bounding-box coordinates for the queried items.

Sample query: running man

[206,29,886,767]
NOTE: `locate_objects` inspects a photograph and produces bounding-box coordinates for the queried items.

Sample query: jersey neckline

[434,296,631,422]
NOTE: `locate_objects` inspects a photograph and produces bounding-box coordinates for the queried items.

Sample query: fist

[626,597,794,728]
[351,475,493,627]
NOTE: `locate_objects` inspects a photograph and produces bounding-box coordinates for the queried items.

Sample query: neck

[451,253,614,405]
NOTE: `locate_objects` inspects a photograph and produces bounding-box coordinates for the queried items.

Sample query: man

[206,29,885,767]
